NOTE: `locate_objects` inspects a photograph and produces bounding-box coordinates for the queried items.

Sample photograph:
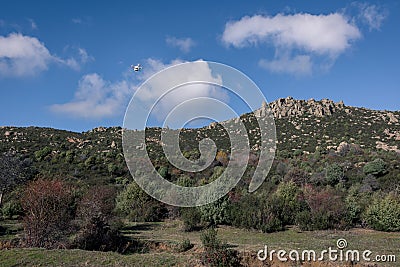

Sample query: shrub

[200,227,221,250]
[274,181,303,225]
[21,179,75,248]
[228,193,263,230]
[1,200,22,219]
[34,146,52,161]
[364,192,400,231]
[297,186,349,230]
[295,210,313,231]
[275,162,288,177]
[200,227,241,267]
[199,196,230,226]
[325,163,344,186]
[0,153,33,207]
[261,213,284,233]
[363,158,387,177]
[360,174,379,192]
[115,182,167,222]
[344,185,372,225]
[73,186,122,251]
[180,207,201,232]
[284,167,309,186]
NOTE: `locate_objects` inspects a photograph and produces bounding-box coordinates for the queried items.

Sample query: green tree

[364,192,400,231]
[325,163,344,186]
[0,153,32,206]
[199,196,230,226]
[115,182,166,222]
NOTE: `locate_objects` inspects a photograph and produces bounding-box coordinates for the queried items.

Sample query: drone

[131,64,142,72]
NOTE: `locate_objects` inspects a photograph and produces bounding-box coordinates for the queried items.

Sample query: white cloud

[0,33,92,77]
[51,73,131,118]
[51,59,229,123]
[222,13,361,55]
[222,12,362,75]
[259,54,312,76]
[0,33,52,76]
[353,2,388,31]
[135,59,227,123]
[166,36,195,53]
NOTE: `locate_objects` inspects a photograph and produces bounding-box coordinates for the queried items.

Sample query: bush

[180,207,201,232]
[21,179,75,248]
[199,196,230,226]
[261,213,284,233]
[115,182,167,222]
[360,174,379,192]
[284,167,309,186]
[274,181,303,225]
[297,186,349,230]
[363,158,387,177]
[345,185,372,225]
[200,227,241,267]
[73,186,122,251]
[34,146,52,161]
[364,192,400,231]
[200,227,221,250]
[228,193,263,230]
[295,210,313,231]
[325,163,344,186]
[1,200,22,219]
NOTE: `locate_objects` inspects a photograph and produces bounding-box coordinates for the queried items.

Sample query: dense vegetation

[0,99,399,266]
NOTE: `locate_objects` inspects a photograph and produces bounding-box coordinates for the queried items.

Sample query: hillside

[1,96,399,158]
[1,97,400,266]
[0,96,398,190]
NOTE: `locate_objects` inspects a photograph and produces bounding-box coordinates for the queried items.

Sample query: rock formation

[255,97,345,119]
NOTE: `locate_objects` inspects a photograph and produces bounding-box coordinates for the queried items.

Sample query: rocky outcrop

[255,97,345,119]
[387,112,399,123]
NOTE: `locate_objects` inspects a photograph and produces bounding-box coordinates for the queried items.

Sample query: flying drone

[131,64,142,72]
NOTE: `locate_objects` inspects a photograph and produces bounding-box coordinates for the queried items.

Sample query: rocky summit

[255,96,345,118]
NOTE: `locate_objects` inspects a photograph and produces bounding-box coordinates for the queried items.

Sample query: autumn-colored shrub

[21,179,75,248]
[297,185,349,230]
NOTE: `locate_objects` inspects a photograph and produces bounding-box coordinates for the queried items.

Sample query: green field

[1,219,398,267]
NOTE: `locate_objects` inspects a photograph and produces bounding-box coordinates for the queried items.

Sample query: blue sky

[0,0,399,132]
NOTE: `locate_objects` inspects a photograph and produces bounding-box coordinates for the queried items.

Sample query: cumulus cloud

[222,12,363,75]
[166,36,196,53]
[0,33,92,77]
[135,59,227,125]
[222,13,360,54]
[0,33,52,76]
[51,59,229,124]
[51,73,131,118]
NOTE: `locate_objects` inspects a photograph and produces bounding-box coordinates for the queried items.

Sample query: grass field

[0,219,399,266]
